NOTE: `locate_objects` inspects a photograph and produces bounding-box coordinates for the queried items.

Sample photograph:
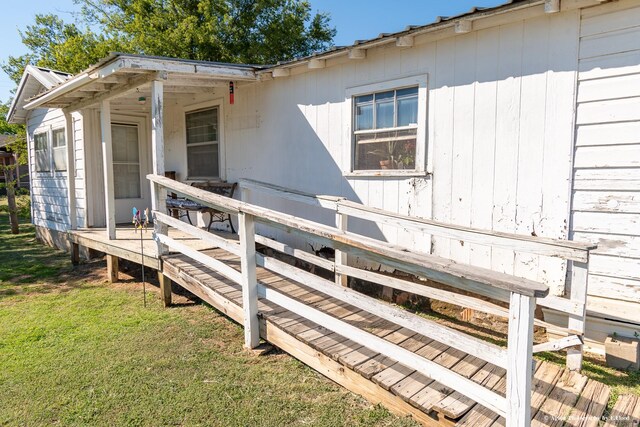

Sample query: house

[6,0,639,357]
[0,134,29,191]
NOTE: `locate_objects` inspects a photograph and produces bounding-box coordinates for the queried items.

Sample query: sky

[0,0,505,103]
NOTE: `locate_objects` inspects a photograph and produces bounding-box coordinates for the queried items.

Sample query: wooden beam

[308,59,326,69]
[147,174,550,299]
[348,48,367,60]
[506,293,535,427]
[153,211,240,256]
[150,78,168,256]
[337,200,594,262]
[454,20,473,34]
[254,234,334,271]
[335,211,348,286]
[64,112,77,230]
[158,271,172,307]
[567,260,588,371]
[257,254,509,368]
[155,233,242,284]
[100,100,116,240]
[544,0,561,13]
[272,68,290,78]
[239,212,260,349]
[396,35,414,47]
[533,335,583,353]
[71,242,80,265]
[118,56,257,81]
[106,254,119,283]
[65,72,159,113]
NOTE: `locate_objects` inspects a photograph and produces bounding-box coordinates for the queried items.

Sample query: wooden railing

[238,179,596,367]
[148,174,594,427]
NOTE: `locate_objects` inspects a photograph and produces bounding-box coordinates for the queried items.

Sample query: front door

[112,122,149,223]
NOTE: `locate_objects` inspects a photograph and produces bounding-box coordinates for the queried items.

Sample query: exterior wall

[27,108,86,233]
[570,0,640,330]
[207,8,579,294]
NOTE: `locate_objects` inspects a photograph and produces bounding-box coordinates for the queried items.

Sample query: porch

[63,176,633,427]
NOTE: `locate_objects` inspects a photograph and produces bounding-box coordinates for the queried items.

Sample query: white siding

[570,0,640,325]
[213,10,578,293]
[27,108,86,232]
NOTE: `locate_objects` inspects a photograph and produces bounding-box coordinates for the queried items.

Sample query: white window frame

[344,75,428,177]
[183,98,225,181]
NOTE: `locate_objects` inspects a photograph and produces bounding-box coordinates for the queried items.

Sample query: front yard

[0,206,417,427]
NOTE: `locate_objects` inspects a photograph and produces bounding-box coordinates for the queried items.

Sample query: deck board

[69,230,634,427]
[603,395,640,427]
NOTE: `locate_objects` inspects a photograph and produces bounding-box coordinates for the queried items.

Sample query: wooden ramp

[162,249,615,427]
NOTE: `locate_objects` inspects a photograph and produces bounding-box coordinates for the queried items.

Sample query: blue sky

[0,0,504,103]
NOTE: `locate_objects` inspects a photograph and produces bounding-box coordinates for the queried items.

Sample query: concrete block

[605,335,640,371]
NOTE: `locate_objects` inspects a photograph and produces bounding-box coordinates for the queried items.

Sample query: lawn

[0,204,417,427]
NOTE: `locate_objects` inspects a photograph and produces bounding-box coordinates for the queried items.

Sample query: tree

[0,102,27,234]
[3,14,123,85]
[3,0,335,85]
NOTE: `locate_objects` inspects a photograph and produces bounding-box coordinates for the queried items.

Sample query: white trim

[344,75,428,176]
[183,97,226,181]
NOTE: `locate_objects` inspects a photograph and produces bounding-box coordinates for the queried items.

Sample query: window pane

[112,125,139,163]
[354,128,417,171]
[52,129,65,148]
[34,133,49,171]
[397,96,418,126]
[396,87,418,98]
[376,97,395,129]
[34,133,47,150]
[186,108,218,145]
[113,164,141,199]
[187,143,219,178]
[355,103,373,130]
[53,147,67,171]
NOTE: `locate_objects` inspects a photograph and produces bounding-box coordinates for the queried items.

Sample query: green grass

[0,201,417,427]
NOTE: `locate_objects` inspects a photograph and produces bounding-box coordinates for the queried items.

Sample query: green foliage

[78,0,335,64]
[2,14,123,85]
[3,0,336,86]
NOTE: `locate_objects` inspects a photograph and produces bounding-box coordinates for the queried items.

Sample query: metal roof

[6,65,72,124]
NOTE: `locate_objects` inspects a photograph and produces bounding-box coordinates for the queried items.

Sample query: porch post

[151,76,168,255]
[64,112,77,230]
[100,100,116,240]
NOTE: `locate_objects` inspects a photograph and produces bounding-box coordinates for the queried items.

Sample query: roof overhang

[260,0,600,77]
[7,65,71,124]
[22,53,262,113]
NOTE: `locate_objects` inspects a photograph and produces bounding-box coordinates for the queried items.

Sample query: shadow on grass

[0,213,106,300]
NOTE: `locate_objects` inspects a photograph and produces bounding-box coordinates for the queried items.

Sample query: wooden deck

[161,248,623,427]
[67,227,218,269]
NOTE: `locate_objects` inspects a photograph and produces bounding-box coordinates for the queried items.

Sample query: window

[186,107,219,179]
[34,132,50,172]
[112,124,141,199]
[353,86,419,171]
[52,128,67,171]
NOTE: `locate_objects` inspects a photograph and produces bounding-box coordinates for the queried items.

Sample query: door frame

[111,114,151,223]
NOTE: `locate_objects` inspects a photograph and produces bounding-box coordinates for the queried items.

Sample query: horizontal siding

[575,122,640,146]
[27,108,86,230]
[571,191,639,213]
[568,0,640,330]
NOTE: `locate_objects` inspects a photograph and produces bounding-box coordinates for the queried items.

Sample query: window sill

[343,170,430,178]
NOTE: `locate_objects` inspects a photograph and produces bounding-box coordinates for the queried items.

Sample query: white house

[6,0,639,354]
